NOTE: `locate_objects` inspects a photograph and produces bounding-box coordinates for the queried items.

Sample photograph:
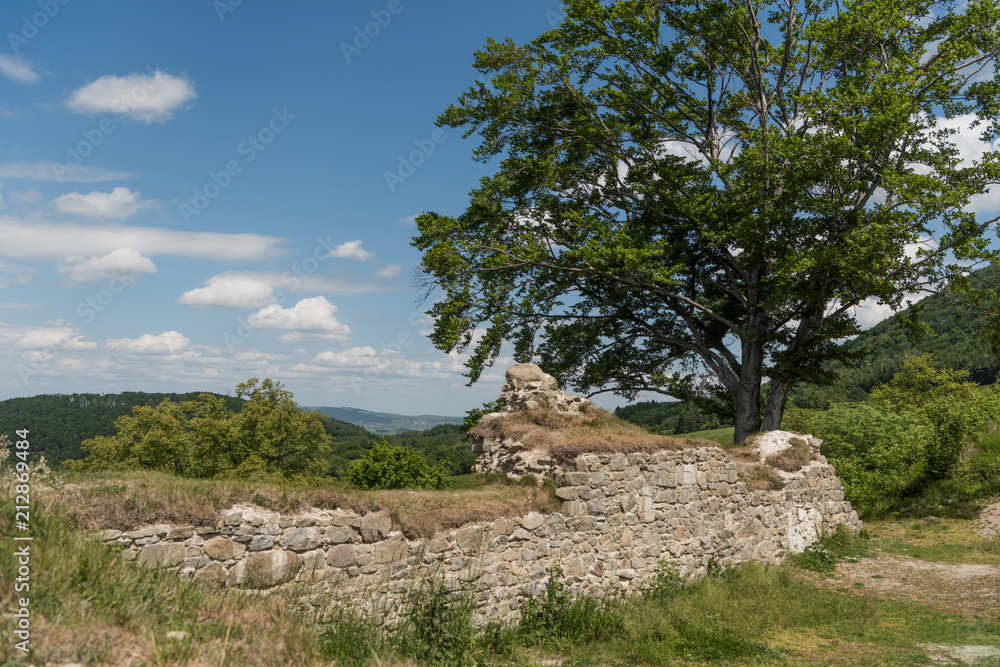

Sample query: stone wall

[100,445,860,626]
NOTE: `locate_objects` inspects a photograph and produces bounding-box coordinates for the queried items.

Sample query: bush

[812,402,928,513]
[345,438,447,490]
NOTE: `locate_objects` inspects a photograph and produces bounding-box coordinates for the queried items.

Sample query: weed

[405,580,477,666]
[790,524,871,573]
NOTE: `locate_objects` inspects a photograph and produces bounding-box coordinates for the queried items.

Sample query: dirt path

[819,552,999,617]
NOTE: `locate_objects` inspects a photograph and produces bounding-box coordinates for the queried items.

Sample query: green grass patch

[678,426,736,446]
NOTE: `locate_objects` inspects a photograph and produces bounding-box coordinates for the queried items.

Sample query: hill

[618,265,1000,428]
[0,392,245,467]
[307,406,464,435]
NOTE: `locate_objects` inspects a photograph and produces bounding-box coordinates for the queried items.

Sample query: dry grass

[355,477,562,539]
[766,436,816,472]
[739,464,786,491]
[48,471,377,533]
[43,469,561,539]
[470,405,703,463]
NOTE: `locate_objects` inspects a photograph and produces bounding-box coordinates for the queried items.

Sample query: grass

[0,484,332,666]
[677,426,736,446]
[867,516,1000,566]
[46,468,560,539]
[468,405,709,462]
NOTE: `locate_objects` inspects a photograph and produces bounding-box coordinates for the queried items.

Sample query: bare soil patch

[975,500,1000,539]
[816,552,999,617]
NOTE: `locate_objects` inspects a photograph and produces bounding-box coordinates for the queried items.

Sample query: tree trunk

[761,378,792,431]
[732,355,764,443]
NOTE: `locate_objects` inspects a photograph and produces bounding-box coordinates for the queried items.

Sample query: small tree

[345,438,447,490]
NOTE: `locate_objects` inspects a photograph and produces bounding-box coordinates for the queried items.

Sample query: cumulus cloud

[313,346,379,367]
[328,240,372,260]
[0,55,41,83]
[0,261,35,288]
[376,264,402,278]
[176,270,386,309]
[12,322,96,351]
[57,248,157,284]
[54,187,154,219]
[0,161,135,183]
[247,296,351,340]
[0,216,283,261]
[106,331,190,354]
[65,70,197,123]
[177,272,278,309]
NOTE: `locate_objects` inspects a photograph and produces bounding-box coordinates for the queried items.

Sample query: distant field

[676,426,735,446]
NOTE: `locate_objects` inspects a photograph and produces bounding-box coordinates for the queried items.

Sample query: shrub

[811,402,928,513]
[345,438,447,490]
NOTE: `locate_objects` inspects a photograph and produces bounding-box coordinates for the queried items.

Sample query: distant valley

[306,406,464,435]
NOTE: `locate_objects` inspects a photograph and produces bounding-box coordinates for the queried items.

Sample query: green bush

[812,402,928,513]
[345,438,447,490]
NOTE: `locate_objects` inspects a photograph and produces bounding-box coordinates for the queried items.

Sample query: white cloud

[247,296,352,340]
[376,264,402,278]
[57,248,157,284]
[106,331,190,354]
[0,216,284,261]
[276,331,353,343]
[0,260,35,288]
[0,55,40,84]
[0,161,135,182]
[313,346,379,367]
[54,187,154,219]
[400,214,419,225]
[177,272,278,309]
[328,240,372,260]
[11,322,96,351]
[176,270,386,309]
[247,296,351,340]
[66,71,197,123]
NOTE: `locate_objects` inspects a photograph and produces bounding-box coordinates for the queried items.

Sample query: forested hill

[618,266,1000,431]
[787,265,1000,408]
[0,392,247,466]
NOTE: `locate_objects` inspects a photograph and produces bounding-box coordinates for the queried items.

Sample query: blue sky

[0,1,997,416]
[0,0,578,414]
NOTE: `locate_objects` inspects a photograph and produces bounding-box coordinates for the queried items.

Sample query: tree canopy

[413,0,1000,442]
[72,378,332,481]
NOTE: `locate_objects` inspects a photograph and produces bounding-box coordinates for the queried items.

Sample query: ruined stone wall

[100,445,860,626]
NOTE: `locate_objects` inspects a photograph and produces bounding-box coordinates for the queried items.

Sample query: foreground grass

[0,487,332,666]
[7,470,998,666]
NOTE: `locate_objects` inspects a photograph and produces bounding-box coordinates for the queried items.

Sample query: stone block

[137,543,185,569]
[374,536,408,564]
[222,510,244,527]
[520,513,545,531]
[456,526,483,552]
[555,486,579,500]
[361,511,392,542]
[326,544,357,568]
[194,561,227,588]
[204,537,244,561]
[284,527,319,552]
[127,527,155,540]
[166,526,195,541]
[242,550,301,589]
[249,535,274,552]
[97,529,122,542]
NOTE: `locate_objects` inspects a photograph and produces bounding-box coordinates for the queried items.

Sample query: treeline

[614,401,723,435]
[1,385,474,480]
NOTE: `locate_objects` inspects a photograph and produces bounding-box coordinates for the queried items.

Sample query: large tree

[413,0,1000,442]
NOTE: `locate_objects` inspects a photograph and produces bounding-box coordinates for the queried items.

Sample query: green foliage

[344,438,447,490]
[812,402,929,513]
[870,355,1000,479]
[461,400,500,434]
[780,406,819,435]
[406,581,476,666]
[789,524,871,573]
[72,379,332,482]
[0,391,244,467]
[413,0,1000,443]
[615,400,725,435]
